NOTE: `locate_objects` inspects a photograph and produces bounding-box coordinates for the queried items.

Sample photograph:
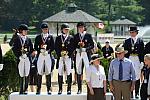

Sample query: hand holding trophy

[21,46,27,54]
[78,41,85,48]
[61,50,68,57]
[40,44,48,56]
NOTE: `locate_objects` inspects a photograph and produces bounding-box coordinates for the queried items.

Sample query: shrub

[0,50,19,99]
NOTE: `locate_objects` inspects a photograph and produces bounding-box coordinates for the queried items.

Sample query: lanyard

[79,33,84,42]
[19,36,26,48]
[131,38,135,47]
[61,35,68,47]
[31,56,36,63]
[42,35,48,44]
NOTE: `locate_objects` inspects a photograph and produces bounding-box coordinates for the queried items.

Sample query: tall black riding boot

[19,77,24,94]
[58,74,63,95]
[24,76,29,94]
[46,74,51,95]
[36,75,42,94]
[67,73,72,95]
[77,74,82,94]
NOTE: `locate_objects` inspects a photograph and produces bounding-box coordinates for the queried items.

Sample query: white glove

[140,62,144,69]
[0,64,3,71]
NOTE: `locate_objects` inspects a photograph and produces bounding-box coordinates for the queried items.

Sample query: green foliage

[101,58,110,77]
[69,28,75,36]
[0,0,147,31]
[97,48,110,77]
[140,0,150,25]
[0,50,19,99]
[106,0,144,24]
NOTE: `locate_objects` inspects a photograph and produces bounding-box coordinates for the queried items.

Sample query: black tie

[119,59,123,80]
[131,38,134,44]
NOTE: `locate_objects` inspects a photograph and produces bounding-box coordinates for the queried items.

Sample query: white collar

[42,33,49,38]
[131,35,138,42]
[80,32,85,36]
[21,35,26,39]
[117,58,125,62]
[62,34,68,37]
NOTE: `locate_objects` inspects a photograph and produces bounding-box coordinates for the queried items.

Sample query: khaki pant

[113,80,131,100]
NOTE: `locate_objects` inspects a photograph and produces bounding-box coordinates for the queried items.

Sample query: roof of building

[43,3,102,23]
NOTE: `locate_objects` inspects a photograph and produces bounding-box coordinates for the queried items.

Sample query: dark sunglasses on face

[130,31,136,33]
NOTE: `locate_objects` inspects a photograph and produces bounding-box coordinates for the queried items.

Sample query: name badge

[144,79,147,83]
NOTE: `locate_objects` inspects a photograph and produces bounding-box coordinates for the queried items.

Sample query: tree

[0,50,19,100]
[140,0,150,25]
[109,0,144,24]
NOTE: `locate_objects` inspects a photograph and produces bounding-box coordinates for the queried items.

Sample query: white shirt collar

[131,35,138,42]
[62,34,67,37]
[80,32,85,36]
[42,33,49,38]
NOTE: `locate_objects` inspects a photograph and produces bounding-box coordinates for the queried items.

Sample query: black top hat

[41,23,48,29]
[77,22,86,27]
[129,26,139,31]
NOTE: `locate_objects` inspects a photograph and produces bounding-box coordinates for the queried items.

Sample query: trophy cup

[78,41,85,54]
[40,44,48,56]
[21,47,28,58]
[61,50,68,57]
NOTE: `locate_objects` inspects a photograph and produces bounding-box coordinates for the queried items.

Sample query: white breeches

[76,52,89,74]
[58,56,72,76]
[148,74,150,95]
[18,55,30,77]
[129,56,141,80]
[37,53,52,75]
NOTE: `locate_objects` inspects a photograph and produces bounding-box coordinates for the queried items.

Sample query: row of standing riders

[10,22,94,95]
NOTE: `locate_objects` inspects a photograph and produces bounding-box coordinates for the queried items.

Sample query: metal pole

[57,23,59,36]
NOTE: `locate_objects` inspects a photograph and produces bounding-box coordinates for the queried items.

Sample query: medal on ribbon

[62,43,65,47]
[61,35,68,57]
[61,35,68,48]
[20,36,26,54]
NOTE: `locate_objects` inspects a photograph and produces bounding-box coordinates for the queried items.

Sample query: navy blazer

[55,34,74,58]
[12,36,33,58]
[123,37,144,62]
[34,34,54,55]
[144,42,150,55]
[73,33,94,53]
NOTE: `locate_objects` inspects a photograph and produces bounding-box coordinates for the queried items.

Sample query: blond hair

[144,54,150,60]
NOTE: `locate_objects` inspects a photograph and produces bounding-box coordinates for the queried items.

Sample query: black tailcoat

[34,34,54,55]
[12,36,33,58]
[55,34,74,69]
[73,33,94,59]
[123,37,144,62]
